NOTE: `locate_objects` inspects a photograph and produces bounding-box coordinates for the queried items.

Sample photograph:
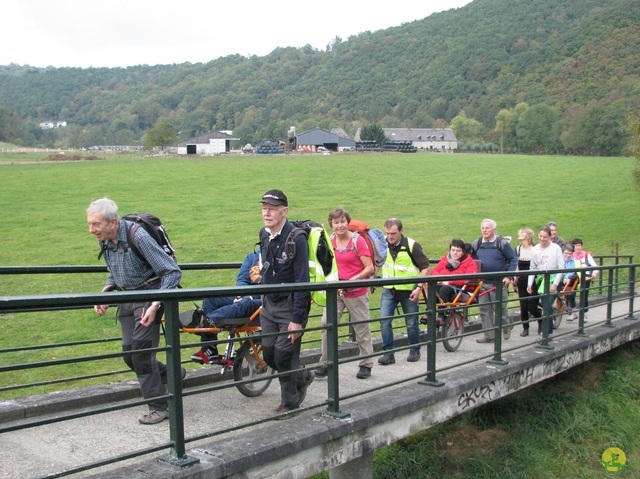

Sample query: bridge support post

[329,450,374,479]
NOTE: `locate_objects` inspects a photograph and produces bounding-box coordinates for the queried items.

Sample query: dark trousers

[517,278,539,332]
[118,301,167,412]
[531,283,556,336]
[260,295,310,408]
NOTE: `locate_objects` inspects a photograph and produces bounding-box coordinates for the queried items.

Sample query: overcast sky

[3,0,473,69]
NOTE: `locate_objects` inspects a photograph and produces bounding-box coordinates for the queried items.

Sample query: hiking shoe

[138,409,169,425]
[378,352,396,365]
[476,337,494,343]
[313,366,328,379]
[190,346,218,364]
[274,404,299,420]
[297,370,315,406]
[356,366,371,379]
[503,328,511,340]
[407,350,421,362]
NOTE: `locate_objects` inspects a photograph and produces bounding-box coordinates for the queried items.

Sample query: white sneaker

[567,313,578,321]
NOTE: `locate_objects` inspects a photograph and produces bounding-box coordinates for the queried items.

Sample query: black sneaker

[407,350,421,362]
[314,366,328,378]
[378,352,396,365]
[356,366,371,379]
[190,346,218,364]
[297,370,315,406]
[190,308,213,328]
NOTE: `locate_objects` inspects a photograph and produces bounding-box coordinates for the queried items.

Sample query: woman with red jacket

[430,239,479,324]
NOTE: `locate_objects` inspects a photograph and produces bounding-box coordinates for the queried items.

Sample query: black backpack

[259,220,334,276]
[99,212,176,265]
[469,236,509,271]
[288,220,334,276]
[123,212,176,264]
[470,236,508,257]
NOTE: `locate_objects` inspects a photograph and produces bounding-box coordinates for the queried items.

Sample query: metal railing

[0,257,637,478]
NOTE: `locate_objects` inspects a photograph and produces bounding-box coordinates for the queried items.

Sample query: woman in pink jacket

[430,239,479,324]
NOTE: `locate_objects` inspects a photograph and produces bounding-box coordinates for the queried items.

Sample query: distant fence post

[627,265,637,321]
[604,267,615,328]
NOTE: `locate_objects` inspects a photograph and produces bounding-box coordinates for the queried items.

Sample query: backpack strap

[396,236,418,268]
[285,227,307,263]
[96,220,144,263]
[331,231,359,254]
[473,236,507,256]
[125,221,146,264]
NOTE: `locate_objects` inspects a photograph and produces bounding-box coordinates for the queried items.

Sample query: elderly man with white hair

[472,218,518,343]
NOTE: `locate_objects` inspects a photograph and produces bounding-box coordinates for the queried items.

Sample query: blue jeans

[379,288,420,352]
[200,296,262,343]
[202,296,235,319]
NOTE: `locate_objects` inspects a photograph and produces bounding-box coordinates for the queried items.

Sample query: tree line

[0,0,638,155]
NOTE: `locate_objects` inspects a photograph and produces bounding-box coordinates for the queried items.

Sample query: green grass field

[0,151,638,398]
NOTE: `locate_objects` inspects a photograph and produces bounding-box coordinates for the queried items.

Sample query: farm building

[176,131,240,155]
[382,128,457,152]
[295,127,356,152]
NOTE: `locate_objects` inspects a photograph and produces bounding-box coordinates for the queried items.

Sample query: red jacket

[430,253,478,286]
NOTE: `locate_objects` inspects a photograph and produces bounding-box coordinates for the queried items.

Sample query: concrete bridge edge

[86,319,640,479]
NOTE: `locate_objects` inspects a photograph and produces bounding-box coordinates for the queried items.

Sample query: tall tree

[360,124,387,146]
[450,111,484,143]
[628,112,640,190]
[143,122,176,150]
[0,107,23,143]
[516,103,562,154]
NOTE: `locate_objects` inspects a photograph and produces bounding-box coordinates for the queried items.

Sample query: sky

[3,0,473,69]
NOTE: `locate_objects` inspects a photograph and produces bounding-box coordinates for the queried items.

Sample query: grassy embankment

[313,341,640,478]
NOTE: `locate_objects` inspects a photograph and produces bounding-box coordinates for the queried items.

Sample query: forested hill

[0,0,638,155]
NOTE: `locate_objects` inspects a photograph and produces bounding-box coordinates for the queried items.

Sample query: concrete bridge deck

[1,298,637,479]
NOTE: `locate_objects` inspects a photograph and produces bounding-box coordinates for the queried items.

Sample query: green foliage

[143,122,177,150]
[516,103,563,154]
[346,342,640,479]
[0,107,23,142]
[360,124,387,146]
[450,110,484,143]
[0,0,639,153]
[628,112,640,189]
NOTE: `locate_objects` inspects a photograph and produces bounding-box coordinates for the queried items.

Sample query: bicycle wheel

[233,337,274,397]
[442,310,465,352]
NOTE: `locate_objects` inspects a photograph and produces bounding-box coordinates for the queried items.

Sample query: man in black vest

[258,189,314,415]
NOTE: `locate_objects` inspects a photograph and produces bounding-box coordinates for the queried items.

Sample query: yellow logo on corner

[600,447,632,475]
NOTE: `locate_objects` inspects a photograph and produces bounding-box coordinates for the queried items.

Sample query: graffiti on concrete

[456,330,636,412]
[457,382,495,410]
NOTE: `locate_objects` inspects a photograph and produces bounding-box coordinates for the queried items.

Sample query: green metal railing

[0,257,637,478]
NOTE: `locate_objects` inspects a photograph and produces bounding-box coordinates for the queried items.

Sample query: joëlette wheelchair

[179,306,274,397]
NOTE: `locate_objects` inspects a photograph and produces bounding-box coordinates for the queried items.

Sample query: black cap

[260,189,288,206]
